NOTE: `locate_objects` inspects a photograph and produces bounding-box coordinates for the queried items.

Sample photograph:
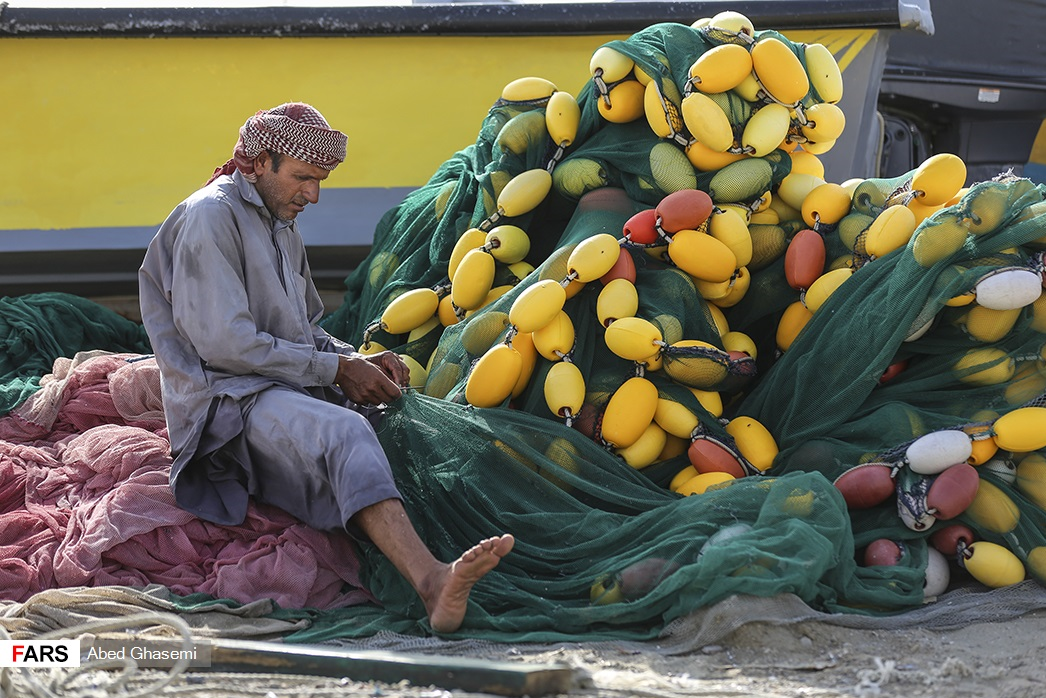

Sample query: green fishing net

[0,293,151,414]
[318,20,1046,640]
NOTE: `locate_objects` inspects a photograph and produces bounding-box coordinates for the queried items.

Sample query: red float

[864,539,904,566]
[784,229,827,291]
[930,523,975,556]
[687,436,747,478]
[879,358,908,384]
[599,246,637,285]
[622,208,660,245]
[926,463,980,520]
[618,557,683,599]
[833,462,895,509]
[655,189,714,234]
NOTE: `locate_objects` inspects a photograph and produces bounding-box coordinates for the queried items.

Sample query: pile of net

[317,11,1046,640]
[0,348,375,612]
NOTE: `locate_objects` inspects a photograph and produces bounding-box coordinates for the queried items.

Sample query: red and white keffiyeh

[207,102,348,185]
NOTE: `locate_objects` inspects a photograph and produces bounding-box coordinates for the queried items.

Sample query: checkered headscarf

[207,102,348,185]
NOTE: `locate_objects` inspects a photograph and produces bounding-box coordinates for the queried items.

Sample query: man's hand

[365,351,411,388]
[334,352,409,406]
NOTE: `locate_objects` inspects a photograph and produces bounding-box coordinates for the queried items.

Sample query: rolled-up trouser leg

[240,386,401,534]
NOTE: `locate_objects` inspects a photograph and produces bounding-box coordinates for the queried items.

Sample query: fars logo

[0,640,80,667]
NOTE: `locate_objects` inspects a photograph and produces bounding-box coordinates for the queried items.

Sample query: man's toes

[493,534,515,557]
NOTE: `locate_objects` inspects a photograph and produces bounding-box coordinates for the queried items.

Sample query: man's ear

[254,150,273,176]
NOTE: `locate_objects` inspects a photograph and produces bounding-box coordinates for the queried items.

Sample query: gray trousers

[239,386,402,534]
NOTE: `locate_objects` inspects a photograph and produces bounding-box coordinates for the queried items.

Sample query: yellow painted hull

[3,28,877,234]
[4,34,623,231]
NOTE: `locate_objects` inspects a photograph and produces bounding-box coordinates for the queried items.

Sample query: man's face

[253,151,331,221]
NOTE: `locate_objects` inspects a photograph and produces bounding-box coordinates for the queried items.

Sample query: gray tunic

[139,171,398,530]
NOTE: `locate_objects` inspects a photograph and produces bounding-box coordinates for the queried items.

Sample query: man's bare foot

[424,534,514,633]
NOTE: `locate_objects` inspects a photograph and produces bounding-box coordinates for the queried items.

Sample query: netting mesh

[317,20,1046,641]
[0,294,150,414]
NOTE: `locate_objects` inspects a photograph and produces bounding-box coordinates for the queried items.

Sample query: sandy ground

[36,608,1044,698]
[537,614,1046,698]
[418,613,1046,698]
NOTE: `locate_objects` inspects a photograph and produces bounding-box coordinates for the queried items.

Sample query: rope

[1,611,194,698]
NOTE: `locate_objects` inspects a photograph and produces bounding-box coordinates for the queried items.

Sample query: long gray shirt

[139,170,355,523]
